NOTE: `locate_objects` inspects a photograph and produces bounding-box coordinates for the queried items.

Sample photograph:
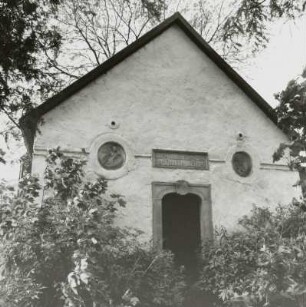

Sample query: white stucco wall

[31,25,299,239]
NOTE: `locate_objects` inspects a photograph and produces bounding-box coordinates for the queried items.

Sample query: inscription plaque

[153,149,209,170]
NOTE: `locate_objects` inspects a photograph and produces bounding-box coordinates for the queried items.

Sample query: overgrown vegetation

[0,149,186,307]
[2,149,306,306]
[0,0,62,146]
[197,205,306,307]
[273,67,306,198]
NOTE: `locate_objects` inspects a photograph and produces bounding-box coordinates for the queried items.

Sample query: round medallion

[97,142,126,170]
[232,151,252,177]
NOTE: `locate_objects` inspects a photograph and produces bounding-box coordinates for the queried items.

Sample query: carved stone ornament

[175,180,190,195]
[232,151,252,177]
[88,133,135,179]
[97,142,126,170]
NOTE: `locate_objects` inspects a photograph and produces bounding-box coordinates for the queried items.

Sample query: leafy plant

[0,148,185,307]
[0,0,62,154]
[273,68,306,200]
[198,205,306,307]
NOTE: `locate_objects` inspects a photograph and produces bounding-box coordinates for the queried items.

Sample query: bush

[198,205,306,307]
[0,149,186,307]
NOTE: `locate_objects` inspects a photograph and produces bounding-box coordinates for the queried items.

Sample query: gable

[29,24,288,165]
[20,13,280,155]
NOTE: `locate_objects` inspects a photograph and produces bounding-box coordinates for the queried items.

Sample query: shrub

[0,149,186,307]
[198,205,306,307]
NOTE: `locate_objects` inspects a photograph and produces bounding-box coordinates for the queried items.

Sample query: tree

[49,0,165,80]
[0,0,63,154]
[273,68,306,202]
[222,0,306,52]
[0,149,186,307]
[54,0,233,80]
[50,0,277,81]
[52,0,306,81]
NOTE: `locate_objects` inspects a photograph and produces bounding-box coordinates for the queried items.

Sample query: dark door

[162,193,201,271]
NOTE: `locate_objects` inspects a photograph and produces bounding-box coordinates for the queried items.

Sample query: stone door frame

[152,181,213,249]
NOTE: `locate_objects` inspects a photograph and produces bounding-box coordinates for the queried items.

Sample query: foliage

[198,205,306,307]
[223,0,305,54]
[0,149,186,307]
[275,70,306,137]
[273,68,306,200]
[0,0,63,145]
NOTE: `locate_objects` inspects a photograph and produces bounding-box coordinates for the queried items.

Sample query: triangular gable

[20,12,278,154]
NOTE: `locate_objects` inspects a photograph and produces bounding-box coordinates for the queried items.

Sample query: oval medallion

[232,151,252,177]
[98,142,126,170]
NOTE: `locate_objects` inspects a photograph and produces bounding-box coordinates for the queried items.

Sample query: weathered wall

[31,25,299,239]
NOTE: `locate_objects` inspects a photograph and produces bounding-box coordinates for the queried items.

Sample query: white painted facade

[30,24,299,240]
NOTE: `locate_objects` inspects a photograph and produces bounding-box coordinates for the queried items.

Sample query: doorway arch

[152,181,213,250]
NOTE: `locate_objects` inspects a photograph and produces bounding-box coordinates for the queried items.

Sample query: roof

[20,12,278,154]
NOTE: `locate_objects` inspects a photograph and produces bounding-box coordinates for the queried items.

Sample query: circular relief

[232,151,252,177]
[97,142,126,170]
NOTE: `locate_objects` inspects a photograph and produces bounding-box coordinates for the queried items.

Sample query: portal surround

[152,181,212,249]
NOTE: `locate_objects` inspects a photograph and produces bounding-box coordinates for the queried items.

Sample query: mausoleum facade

[20,13,298,253]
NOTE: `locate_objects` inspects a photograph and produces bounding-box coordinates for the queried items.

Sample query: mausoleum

[20,13,298,262]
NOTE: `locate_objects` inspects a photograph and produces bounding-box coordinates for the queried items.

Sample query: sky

[242,15,306,107]
[1,13,306,182]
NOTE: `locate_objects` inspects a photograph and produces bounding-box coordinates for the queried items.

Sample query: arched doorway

[162,193,201,270]
[151,181,213,255]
